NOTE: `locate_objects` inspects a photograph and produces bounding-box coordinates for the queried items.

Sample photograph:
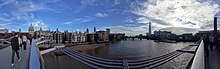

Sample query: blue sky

[0,0,220,35]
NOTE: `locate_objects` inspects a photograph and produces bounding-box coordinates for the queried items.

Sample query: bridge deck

[207,48,220,69]
[0,42,30,69]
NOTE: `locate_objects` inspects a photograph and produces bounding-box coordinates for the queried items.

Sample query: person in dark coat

[11,32,21,66]
[204,35,209,57]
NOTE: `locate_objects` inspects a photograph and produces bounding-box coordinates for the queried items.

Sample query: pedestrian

[209,34,215,51]
[29,36,32,45]
[22,35,28,50]
[11,32,21,66]
[204,35,209,57]
[18,35,22,52]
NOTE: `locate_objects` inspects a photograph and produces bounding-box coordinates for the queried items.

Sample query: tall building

[149,22,151,34]
[86,28,89,33]
[94,27,96,32]
[28,24,34,37]
[214,17,217,36]
[106,28,110,33]
[19,28,21,33]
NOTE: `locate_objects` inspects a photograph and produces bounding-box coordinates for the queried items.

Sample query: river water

[43,39,195,69]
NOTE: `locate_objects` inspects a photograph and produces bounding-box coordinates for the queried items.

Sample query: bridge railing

[29,39,45,69]
[191,40,204,69]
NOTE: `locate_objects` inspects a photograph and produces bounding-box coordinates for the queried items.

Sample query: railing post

[123,59,129,69]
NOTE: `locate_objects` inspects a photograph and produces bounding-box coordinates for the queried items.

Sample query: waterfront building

[63,30,69,44]
[71,32,78,43]
[52,28,63,44]
[87,33,99,44]
[71,31,87,44]
[0,29,11,39]
[154,30,172,40]
[96,30,109,42]
[35,27,51,39]
[109,33,125,41]
[178,33,194,41]
[0,29,8,34]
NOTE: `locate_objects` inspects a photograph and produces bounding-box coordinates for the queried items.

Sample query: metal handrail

[29,39,44,69]
[191,40,204,69]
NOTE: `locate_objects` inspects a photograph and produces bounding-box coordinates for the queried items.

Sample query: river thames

[43,39,195,69]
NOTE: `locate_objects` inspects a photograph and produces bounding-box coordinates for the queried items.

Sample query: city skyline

[0,0,220,35]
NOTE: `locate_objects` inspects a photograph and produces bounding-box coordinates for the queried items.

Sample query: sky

[0,0,220,35]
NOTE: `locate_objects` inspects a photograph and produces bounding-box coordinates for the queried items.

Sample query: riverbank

[43,43,108,56]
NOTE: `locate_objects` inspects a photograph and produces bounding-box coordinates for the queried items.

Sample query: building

[0,29,11,39]
[71,31,87,44]
[106,28,110,33]
[0,29,8,34]
[96,30,109,42]
[178,33,194,41]
[94,27,96,32]
[87,29,110,44]
[87,33,99,44]
[62,30,70,44]
[35,27,51,39]
[154,30,172,40]
[149,22,151,34]
[28,24,34,37]
[52,28,63,44]
[109,33,125,41]
[86,28,89,33]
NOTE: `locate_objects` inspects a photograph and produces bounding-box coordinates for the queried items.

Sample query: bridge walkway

[207,48,220,69]
[0,41,30,69]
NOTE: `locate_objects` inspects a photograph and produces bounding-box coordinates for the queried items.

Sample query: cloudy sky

[0,0,220,35]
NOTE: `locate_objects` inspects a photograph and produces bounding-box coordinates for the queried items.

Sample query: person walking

[11,32,21,66]
[29,36,32,45]
[204,35,209,57]
[209,34,215,51]
[18,35,22,52]
[22,35,28,50]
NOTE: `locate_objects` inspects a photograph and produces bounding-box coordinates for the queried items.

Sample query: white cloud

[30,20,47,28]
[132,0,220,34]
[112,0,120,6]
[124,18,135,23]
[0,23,11,26]
[101,25,147,36]
[63,21,72,25]
[74,16,93,23]
[95,12,108,17]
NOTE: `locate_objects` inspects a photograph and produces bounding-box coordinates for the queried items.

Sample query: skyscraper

[86,28,89,33]
[94,27,96,32]
[149,22,152,34]
[106,28,110,33]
